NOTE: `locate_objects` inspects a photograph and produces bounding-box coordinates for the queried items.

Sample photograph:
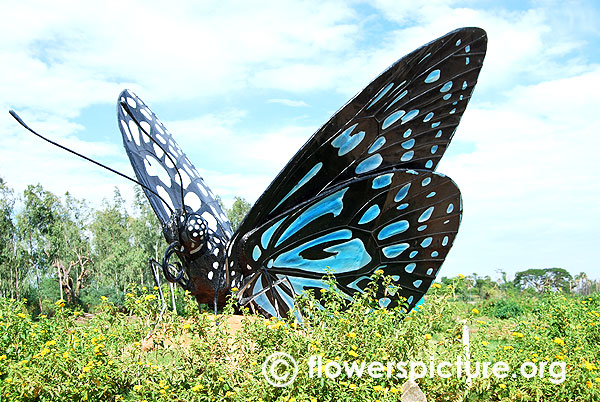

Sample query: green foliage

[226,196,252,231]
[488,298,524,319]
[0,276,599,401]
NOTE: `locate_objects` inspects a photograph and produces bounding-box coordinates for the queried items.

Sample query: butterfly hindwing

[117,90,232,240]
[237,169,462,317]
[235,27,486,237]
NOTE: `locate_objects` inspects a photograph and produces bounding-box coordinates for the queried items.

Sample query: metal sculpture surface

[117,27,487,318]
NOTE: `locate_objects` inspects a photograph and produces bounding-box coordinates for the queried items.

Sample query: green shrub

[489,298,524,319]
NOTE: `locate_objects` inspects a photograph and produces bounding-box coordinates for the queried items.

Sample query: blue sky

[0,0,599,281]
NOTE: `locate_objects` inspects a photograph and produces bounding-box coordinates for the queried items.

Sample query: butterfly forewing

[117,90,233,240]
[237,169,462,317]
[235,28,485,233]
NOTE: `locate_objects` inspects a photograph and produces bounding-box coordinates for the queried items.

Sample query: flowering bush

[0,276,598,401]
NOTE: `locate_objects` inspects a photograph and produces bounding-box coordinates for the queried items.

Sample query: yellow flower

[183,323,191,330]
[46,340,57,346]
[499,384,506,389]
[512,332,524,338]
[375,332,381,337]
[586,380,593,388]
[62,351,69,359]
[231,287,239,292]
[503,346,513,350]
[311,399,317,402]
[153,286,159,290]
[477,320,486,325]
[126,293,133,298]
[458,274,465,279]
[100,296,107,301]
[160,389,166,395]
[348,383,357,389]
[432,283,441,289]
[82,366,91,373]
[320,288,326,293]
[348,350,358,358]
[471,308,480,315]
[5,378,12,384]
[375,269,384,275]
[0,355,7,360]
[145,294,156,300]
[424,334,432,340]
[482,341,489,346]
[191,384,203,392]
[347,331,356,338]
[17,313,26,319]
[553,338,565,346]
[390,386,399,394]
[373,385,383,392]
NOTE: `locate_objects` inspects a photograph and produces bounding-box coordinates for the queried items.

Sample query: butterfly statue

[11,27,486,319]
[116,27,487,318]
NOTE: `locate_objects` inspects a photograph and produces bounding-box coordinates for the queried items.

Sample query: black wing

[117,90,232,239]
[234,27,485,237]
[229,27,486,317]
[236,169,461,317]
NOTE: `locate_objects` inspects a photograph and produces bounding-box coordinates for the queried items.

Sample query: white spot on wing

[120,120,132,142]
[202,212,218,231]
[179,169,191,188]
[128,120,141,146]
[143,155,171,187]
[140,121,151,143]
[126,97,137,108]
[153,143,164,159]
[156,185,174,212]
[184,192,202,212]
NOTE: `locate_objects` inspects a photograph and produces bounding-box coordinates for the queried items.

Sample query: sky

[0,0,599,281]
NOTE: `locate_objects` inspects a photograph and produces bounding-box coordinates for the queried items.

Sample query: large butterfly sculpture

[117,27,487,318]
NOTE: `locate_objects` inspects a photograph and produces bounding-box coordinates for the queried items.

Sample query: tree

[49,193,92,304]
[227,196,252,231]
[0,178,17,298]
[90,188,142,292]
[16,184,61,311]
[514,268,572,293]
[130,186,163,287]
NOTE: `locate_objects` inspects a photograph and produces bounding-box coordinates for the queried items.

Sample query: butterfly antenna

[9,110,175,215]
[119,101,187,218]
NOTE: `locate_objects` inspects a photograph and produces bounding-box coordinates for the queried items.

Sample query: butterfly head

[181,212,208,254]
[163,210,208,256]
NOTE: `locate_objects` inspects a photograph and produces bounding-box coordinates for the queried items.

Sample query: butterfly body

[117,27,487,318]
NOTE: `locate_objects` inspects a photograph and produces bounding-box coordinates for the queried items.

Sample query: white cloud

[267,99,309,107]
